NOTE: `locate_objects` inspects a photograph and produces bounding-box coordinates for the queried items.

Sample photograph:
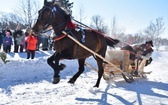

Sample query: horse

[32,0,119,88]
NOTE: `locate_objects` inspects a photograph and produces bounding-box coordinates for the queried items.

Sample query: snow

[0,48,168,105]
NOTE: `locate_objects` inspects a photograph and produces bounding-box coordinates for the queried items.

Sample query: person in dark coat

[0,29,4,50]
[13,25,25,53]
[133,40,154,75]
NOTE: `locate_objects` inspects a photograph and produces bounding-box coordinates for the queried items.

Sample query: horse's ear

[44,0,47,5]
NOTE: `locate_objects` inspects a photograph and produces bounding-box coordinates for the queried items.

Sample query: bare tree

[144,17,165,49]
[90,15,108,34]
[155,17,165,37]
[110,16,124,38]
[78,3,86,23]
[13,0,41,27]
[144,17,165,39]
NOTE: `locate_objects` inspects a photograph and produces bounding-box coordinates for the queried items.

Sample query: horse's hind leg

[68,58,86,84]
[94,57,104,88]
[47,52,66,84]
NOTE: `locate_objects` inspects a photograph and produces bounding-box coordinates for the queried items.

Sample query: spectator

[25,26,31,37]
[3,32,13,53]
[24,26,31,52]
[26,30,38,59]
[2,26,12,37]
[13,25,25,53]
[0,29,4,50]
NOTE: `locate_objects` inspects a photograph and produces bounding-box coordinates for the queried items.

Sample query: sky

[0,46,168,104]
[70,0,168,38]
[0,0,168,38]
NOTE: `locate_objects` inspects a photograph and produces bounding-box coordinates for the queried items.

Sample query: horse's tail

[105,36,120,48]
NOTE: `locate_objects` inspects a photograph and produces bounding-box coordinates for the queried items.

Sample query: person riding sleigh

[133,40,154,75]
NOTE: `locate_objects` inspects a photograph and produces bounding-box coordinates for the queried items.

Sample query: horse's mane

[54,3,71,20]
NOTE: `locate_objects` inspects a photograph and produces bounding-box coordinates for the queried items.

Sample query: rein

[72,19,138,55]
[72,19,129,47]
[38,5,70,34]
[38,5,69,39]
[38,6,57,31]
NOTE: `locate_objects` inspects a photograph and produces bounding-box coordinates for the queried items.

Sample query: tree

[90,15,108,34]
[13,0,41,27]
[144,17,165,50]
[78,3,86,23]
[110,16,124,38]
[144,17,165,39]
[57,0,73,14]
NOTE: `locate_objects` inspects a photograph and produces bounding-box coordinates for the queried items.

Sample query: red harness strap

[66,20,77,30]
[53,20,77,42]
[53,34,66,42]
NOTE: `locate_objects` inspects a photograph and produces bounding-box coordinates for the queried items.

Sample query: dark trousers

[3,45,11,53]
[25,42,27,52]
[14,44,24,53]
[0,44,2,50]
[27,50,35,59]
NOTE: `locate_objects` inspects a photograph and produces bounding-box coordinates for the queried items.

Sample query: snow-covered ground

[0,48,168,105]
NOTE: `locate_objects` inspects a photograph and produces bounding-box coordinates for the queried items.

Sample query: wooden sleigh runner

[63,31,152,83]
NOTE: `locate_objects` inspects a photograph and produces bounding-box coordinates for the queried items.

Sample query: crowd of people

[0,25,50,59]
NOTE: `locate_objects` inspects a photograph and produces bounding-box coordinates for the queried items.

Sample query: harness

[38,4,87,58]
[38,5,86,43]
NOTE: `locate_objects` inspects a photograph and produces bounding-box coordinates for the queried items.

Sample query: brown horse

[32,0,119,88]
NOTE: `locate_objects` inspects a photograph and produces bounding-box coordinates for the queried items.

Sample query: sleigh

[103,50,152,82]
[85,49,152,83]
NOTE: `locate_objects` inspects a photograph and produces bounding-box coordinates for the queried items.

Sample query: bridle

[37,5,68,33]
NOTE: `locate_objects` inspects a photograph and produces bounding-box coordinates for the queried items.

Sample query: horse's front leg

[47,53,57,70]
[47,52,66,84]
[68,58,86,84]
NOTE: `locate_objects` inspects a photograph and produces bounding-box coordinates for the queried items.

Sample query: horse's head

[32,0,70,34]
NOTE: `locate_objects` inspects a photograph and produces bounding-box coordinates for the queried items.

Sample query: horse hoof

[52,77,60,84]
[59,63,66,71]
[68,78,75,84]
[93,85,99,88]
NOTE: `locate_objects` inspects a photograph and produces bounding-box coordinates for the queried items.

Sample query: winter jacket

[0,32,3,44]
[13,30,23,39]
[15,35,25,45]
[13,30,25,45]
[26,35,38,50]
[3,36,13,46]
